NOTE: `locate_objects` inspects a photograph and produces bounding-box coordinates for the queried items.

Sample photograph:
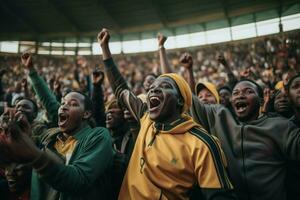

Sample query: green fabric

[28,69,60,125]
[29,71,114,200]
[31,125,114,200]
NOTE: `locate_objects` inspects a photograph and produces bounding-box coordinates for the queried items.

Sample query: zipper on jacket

[148,129,159,147]
[241,125,250,200]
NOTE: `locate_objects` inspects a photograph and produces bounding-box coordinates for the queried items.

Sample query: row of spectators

[0,29,299,200]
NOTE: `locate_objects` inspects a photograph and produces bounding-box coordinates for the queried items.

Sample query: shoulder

[188,126,222,153]
[88,127,111,138]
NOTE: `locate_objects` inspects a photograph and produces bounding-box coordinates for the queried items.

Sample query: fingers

[21,52,30,60]
[97,28,110,44]
[157,33,167,46]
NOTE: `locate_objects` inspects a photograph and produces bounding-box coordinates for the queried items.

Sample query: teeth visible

[150,96,160,102]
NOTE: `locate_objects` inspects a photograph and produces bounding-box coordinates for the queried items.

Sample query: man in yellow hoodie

[98,28,236,200]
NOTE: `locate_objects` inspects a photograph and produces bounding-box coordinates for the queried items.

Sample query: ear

[83,111,92,120]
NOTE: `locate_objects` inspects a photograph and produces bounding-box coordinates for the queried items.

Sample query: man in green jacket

[0,53,114,200]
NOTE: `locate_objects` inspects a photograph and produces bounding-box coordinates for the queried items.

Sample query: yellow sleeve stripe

[189,127,232,189]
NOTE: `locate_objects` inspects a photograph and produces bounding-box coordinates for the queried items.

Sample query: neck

[155,113,182,124]
[64,121,87,136]
[239,112,260,123]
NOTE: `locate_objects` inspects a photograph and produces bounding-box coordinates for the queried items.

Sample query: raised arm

[98,29,147,121]
[218,56,237,90]
[91,70,106,127]
[21,53,59,124]
[158,33,173,74]
[180,53,196,94]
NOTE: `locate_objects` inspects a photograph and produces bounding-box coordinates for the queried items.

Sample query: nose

[60,103,69,111]
[149,86,161,94]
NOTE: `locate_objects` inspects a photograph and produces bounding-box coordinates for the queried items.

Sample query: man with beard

[98,28,236,200]
[0,53,114,200]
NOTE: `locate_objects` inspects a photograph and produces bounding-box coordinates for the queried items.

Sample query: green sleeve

[31,128,113,193]
[28,69,60,125]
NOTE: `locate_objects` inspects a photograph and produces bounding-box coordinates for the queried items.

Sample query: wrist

[158,45,165,50]
[27,148,42,165]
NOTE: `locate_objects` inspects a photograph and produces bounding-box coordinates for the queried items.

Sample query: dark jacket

[190,97,300,200]
[287,116,300,200]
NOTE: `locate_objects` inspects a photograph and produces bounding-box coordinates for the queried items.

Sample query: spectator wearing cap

[195,82,220,104]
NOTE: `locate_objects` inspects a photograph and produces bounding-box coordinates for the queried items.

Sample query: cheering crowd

[0,28,299,200]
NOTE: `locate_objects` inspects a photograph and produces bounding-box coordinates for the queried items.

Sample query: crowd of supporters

[0,29,299,200]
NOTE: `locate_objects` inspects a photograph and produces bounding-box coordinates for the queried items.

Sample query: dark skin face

[15,99,37,124]
[147,77,182,123]
[197,88,217,104]
[143,75,156,92]
[58,92,91,135]
[288,77,300,113]
[219,89,231,106]
[274,90,292,116]
[231,81,261,122]
[106,103,125,130]
[5,163,31,194]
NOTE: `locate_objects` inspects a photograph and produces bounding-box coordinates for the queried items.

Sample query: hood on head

[159,73,192,113]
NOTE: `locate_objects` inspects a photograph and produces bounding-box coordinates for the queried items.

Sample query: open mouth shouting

[149,96,162,113]
[58,112,69,128]
[234,101,249,114]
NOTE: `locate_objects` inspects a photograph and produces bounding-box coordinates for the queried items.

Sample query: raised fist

[97,28,110,46]
[157,33,167,47]
[179,53,193,70]
[92,69,105,85]
[217,55,228,67]
[21,53,33,69]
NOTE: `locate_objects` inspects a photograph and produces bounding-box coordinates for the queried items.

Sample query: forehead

[234,81,257,91]
[63,92,85,102]
[219,89,231,94]
[290,77,300,86]
[154,76,177,86]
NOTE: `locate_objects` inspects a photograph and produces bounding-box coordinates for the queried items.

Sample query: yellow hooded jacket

[117,73,233,199]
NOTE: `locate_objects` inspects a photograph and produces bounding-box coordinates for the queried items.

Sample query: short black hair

[286,74,300,92]
[63,91,93,112]
[145,73,158,79]
[14,96,38,115]
[233,79,264,98]
[218,86,232,93]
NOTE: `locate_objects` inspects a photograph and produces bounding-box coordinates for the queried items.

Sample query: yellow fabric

[275,81,284,90]
[105,99,118,112]
[195,81,220,104]
[137,93,147,103]
[160,73,192,113]
[118,113,231,200]
[54,135,77,157]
